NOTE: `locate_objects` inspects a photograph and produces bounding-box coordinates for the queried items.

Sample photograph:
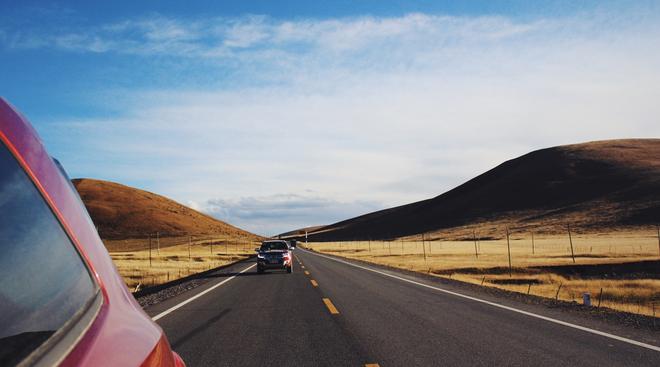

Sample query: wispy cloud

[6,10,660,235]
[0,13,565,58]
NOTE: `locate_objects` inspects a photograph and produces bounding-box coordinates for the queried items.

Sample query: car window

[0,142,97,366]
[261,242,288,251]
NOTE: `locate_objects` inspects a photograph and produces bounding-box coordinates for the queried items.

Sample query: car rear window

[0,142,97,366]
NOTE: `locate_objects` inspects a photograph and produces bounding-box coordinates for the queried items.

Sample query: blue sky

[1,1,659,235]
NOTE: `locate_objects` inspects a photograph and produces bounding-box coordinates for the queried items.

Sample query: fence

[105,233,261,291]
[303,225,660,318]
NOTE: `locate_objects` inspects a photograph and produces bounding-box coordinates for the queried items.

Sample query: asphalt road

[146,248,660,367]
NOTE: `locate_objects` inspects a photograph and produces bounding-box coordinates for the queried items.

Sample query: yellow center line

[310,279,318,287]
[322,298,339,314]
[365,364,380,367]
[304,270,310,275]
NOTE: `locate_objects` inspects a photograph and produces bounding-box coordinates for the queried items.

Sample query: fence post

[506,226,512,277]
[567,224,575,263]
[149,234,152,267]
[473,229,479,259]
[555,282,563,300]
[422,233,427,263]
[188,236,192,262]
[657,225,660,256]
[531,231,535,254]
[597,287,603,307]
[156,231,160,255]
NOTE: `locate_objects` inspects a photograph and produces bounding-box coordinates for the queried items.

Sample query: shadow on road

[171,308,231,349]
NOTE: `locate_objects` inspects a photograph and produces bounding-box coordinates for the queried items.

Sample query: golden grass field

[107,235,260,291]
[304,230,660,317]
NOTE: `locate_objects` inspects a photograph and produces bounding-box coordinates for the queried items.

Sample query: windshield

[260,242,288,251]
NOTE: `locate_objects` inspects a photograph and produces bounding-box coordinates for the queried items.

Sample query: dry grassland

[304,230,660,317]
[108,235,260,291]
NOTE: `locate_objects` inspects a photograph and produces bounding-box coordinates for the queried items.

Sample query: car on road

[0,98,185,367]
[256,240,294,274]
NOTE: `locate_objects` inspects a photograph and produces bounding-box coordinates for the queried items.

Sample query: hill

[277,225,326,238]
[302,139,660,241]
[73,178,259,240]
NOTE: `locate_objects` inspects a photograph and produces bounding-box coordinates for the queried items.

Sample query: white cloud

[204,193,381,235]
[21,11,660,235]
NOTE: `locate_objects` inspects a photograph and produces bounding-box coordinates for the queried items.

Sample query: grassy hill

[73,178,259,241]
[302,139,660,241]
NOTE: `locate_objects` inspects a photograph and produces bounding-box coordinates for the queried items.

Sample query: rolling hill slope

[303,139,660,241]
[73,178,258,240]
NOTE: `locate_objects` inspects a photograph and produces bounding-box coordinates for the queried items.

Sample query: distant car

[0,98,185,367]
[288,239,297,249]
[256,240,293,274]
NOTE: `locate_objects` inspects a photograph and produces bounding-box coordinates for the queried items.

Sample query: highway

[146,248,660,367]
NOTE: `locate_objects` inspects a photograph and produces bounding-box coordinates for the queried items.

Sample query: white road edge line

[301,249,660,352]
[152,263,256,321]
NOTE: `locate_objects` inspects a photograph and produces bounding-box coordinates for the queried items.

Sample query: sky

[1,1,659,236]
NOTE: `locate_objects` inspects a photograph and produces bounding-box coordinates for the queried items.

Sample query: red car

[0,98,185,367]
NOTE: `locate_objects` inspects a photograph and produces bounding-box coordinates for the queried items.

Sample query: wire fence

[105,233,262,291]
[303,226,660,318]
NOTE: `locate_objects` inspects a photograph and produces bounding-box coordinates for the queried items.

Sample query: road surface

[146,248,660,366]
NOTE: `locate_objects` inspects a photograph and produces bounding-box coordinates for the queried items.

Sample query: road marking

[304,270,310,275]
[310,279,318,287]
[323,298,339,314]
[152,264,256,321]
[302,265,306,269]
[302,249,660,352]
[365,364,380,367]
